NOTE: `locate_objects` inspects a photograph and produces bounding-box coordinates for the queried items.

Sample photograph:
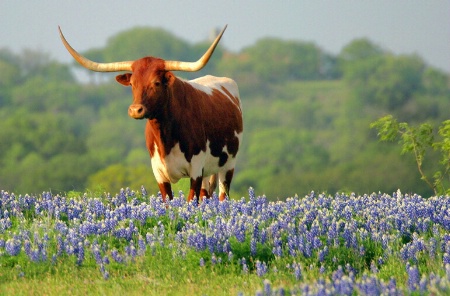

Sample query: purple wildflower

[111,249,124,264]
[251,238,257,256]
[138,235,146,255]
[255,260,268,277]
[444,253,450,265]
[241,258,248,274]
[5,238,21,256]
[263,279,271,296]
[293,262,302,280]
[407,265,420,291]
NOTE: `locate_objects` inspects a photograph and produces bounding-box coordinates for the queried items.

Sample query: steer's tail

[208,174,218,197]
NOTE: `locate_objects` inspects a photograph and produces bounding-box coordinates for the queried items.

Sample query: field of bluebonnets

[1,186,450,295]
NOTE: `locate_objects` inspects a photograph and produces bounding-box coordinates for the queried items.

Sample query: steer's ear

[116,73,132,86]
[164,72,175,86]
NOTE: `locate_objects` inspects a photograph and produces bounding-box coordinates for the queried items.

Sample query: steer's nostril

[129,104,146,119]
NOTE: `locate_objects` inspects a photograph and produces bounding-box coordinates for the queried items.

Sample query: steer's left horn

[164,25,227,72]
[58,26,133,72]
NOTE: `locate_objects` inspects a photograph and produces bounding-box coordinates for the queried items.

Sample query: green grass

[0,247,281,296]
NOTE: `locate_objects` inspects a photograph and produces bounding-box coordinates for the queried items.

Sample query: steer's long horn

[58,26,133,72]
[164,25,227,72]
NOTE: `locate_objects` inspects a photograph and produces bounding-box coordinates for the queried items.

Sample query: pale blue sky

[1,1,449,72]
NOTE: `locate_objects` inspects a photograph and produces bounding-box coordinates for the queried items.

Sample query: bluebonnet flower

[125,243,137,260]
[111,249,124,264]
[138,235,146,255]
[2,185,450,290]
[99,263,109,280]
[0,217,12,231]
[407,265,420,291]
[30,248,40,262]
[292,262,302,280]
[419,275,428,293]
[443,252,450,265]
[5,238,21,256]
[251,238,257,256]
[370,261,379,273]
[263,279,271,296]
[141,185,147,197]
[206,235,217,253]
[255,260,268,277]
[241,257,248,274]
[429,237,437,258]
[357,274,382,295]
[24,239,32,256]
[359,245,365,256]
[91,243,102,264]
[272,235,283,257]
[77,241,85,265]
[387,278,398,294]
[211,254,217,265]
[199,257,205,267]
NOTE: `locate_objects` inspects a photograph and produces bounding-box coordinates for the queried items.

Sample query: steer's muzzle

[128,104,146,119]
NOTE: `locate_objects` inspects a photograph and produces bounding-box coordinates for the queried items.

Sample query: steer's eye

[154,81,161,87]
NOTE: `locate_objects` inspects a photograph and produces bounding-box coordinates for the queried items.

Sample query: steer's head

[58,25,227,120]
[115,58,173,119]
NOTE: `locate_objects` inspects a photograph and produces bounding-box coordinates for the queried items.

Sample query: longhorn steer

[59,25,243,202]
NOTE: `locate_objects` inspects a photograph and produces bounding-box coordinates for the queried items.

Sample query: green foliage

[104,27,191,62]
[216,38,338,96]
[371,115,450,195]
[1,26,449,198]
[87,163,158,194]
[343,54,425,110]
[339,38,385,61]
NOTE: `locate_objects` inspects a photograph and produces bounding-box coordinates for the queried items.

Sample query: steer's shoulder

[188,75,239,97]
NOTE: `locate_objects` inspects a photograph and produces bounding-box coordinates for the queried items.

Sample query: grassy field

[1,187,450,295]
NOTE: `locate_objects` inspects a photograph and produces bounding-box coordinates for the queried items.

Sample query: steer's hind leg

[199,177,211,201]
[208,174,218,197]
[218,169,234,201]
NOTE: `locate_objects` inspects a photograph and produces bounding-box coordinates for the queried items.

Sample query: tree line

[0,27,449,198]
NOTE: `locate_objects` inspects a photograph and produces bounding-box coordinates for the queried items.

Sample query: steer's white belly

[150,140,239,184]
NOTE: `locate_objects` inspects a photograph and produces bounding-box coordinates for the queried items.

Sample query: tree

[339,38,384,63]
[219,38,329,84]
[234,127,329,197]
[343,53,425,110]
[102,27,193,62]
[371,115,450,196]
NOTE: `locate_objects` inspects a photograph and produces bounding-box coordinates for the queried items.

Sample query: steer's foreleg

[188,176,203,203]
[158,182,173,202]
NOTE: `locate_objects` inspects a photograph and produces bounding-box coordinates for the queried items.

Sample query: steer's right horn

[164,25,227,72]
[58,26,133,72]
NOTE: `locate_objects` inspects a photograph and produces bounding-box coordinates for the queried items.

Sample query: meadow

[1,187,450,295]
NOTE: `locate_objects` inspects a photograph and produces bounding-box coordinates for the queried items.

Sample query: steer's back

[189,75,242,113]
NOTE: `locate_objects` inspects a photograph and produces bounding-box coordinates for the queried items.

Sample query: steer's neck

[146,77,195,157]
